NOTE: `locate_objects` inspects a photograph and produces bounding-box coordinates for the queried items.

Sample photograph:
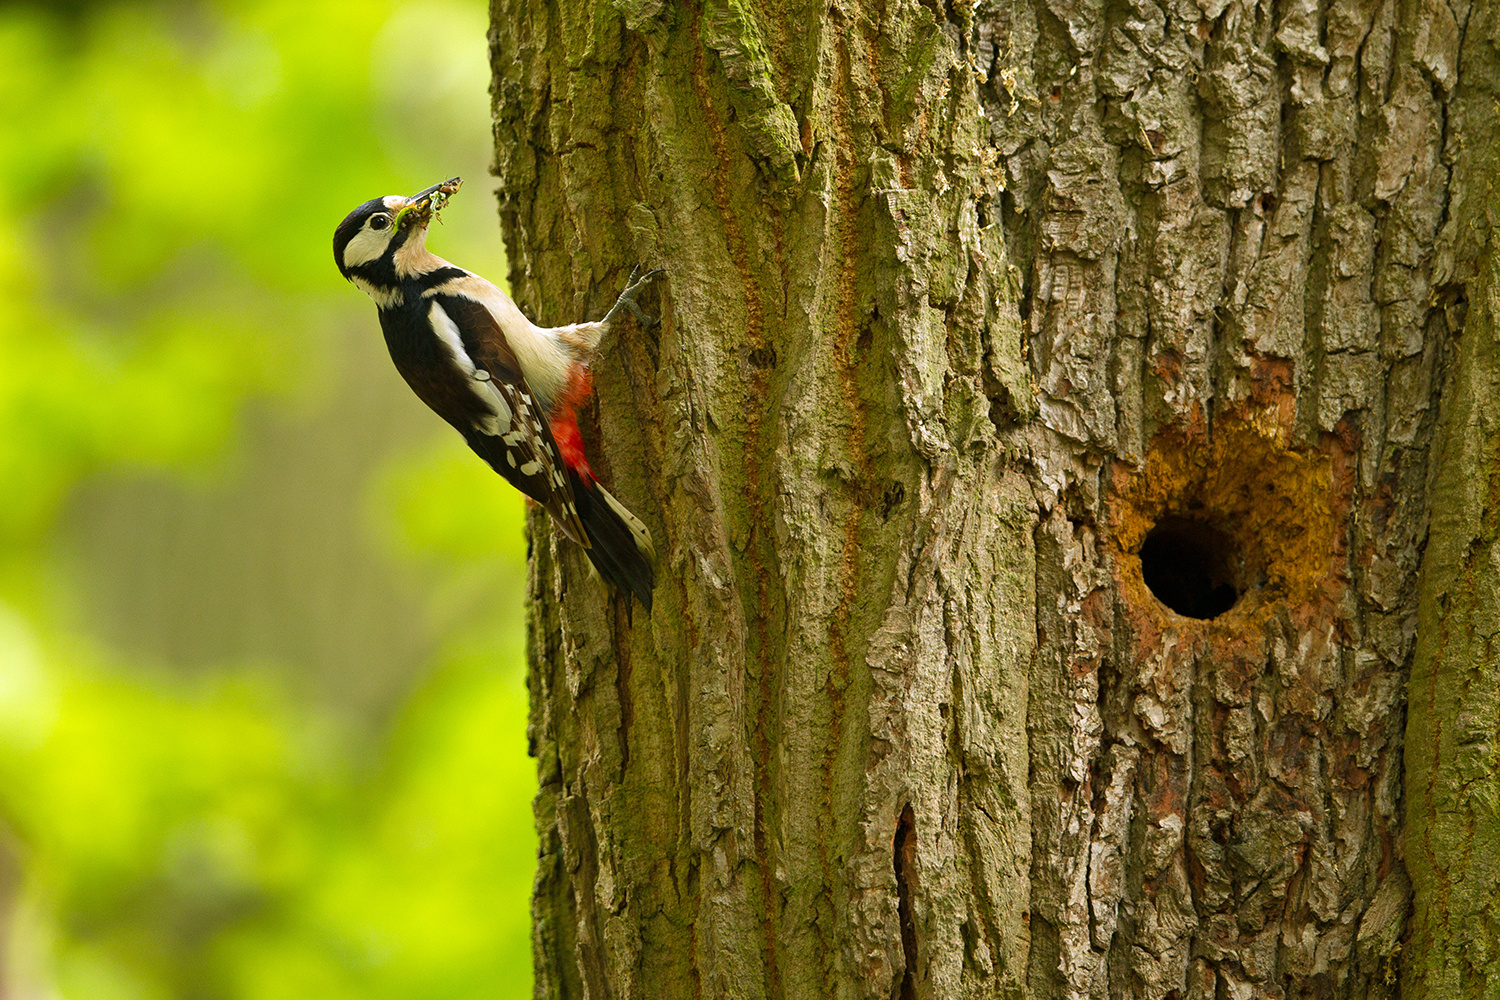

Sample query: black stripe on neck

[349,262,467,301]
[348,255,397,289]
[416,266,469,290]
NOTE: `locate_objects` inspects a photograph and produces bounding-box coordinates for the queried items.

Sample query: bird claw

[606,266,665,328]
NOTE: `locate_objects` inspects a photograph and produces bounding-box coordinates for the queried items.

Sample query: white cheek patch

[343,226,391,269]
[342,198,406,270]
[428,302,514,434]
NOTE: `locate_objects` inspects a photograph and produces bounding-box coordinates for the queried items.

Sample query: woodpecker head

[333,177,462,282]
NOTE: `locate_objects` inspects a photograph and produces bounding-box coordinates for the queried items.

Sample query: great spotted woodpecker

[333,177,659,610]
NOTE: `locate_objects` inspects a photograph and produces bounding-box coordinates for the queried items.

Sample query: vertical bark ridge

[693,9,798,995]
[823,27,871,990]
[1404,4,1500,992]
[612,604,634,770]
[689,12,767,346]
[687,12,788,992]
[894,803,919,999]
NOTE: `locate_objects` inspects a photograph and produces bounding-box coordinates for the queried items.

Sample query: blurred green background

[0,0,537,996]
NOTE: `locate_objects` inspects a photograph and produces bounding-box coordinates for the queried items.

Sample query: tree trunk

[488,0,1498,997]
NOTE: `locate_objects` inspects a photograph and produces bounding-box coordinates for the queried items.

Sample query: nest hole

[1138,516,1243,620]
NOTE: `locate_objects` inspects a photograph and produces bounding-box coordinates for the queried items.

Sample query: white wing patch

[428,301,514,435]
[423,272,577,410]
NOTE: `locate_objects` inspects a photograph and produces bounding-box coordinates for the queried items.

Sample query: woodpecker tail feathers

[570,470,655,611]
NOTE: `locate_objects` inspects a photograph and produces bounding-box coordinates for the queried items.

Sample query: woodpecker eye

[369,214,390,231]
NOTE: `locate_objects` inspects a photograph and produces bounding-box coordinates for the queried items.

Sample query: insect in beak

[393,176,463,230]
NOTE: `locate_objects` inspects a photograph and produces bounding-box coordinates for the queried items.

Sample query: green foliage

[0,0,536,996]
[372,442,530,571]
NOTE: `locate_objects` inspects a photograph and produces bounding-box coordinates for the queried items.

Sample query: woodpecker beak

[394,176,462,231]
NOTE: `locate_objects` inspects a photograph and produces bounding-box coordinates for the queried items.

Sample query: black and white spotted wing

[399,287,588,548]
[460,374,588,547]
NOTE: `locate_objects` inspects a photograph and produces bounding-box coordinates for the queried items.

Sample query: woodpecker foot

[604,265,665,328]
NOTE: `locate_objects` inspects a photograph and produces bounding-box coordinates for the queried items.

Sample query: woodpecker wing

[418,290,589,547]
[470,373,590,547]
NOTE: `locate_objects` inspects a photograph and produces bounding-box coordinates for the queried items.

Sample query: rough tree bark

[487,0,1499,997]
